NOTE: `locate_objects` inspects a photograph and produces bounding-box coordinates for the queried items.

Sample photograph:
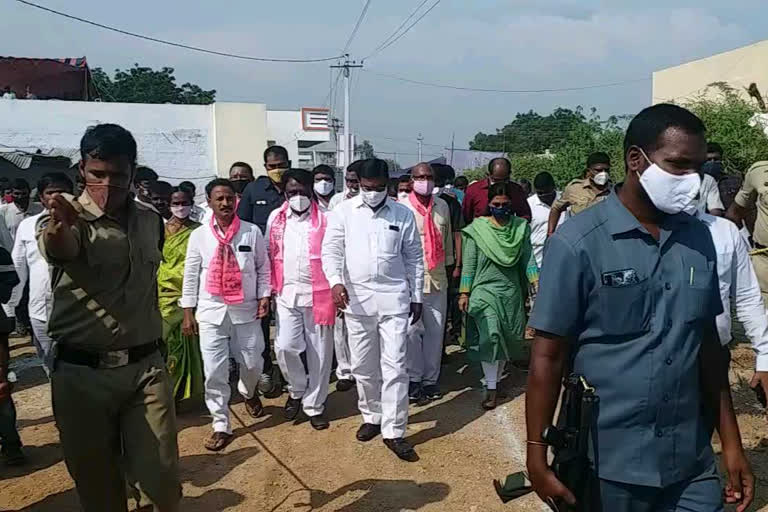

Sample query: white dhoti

[406,290,447,386]
[345,312,409,439]
[275,304,334,416]
[198,313,264,434]
[334,315,354,381]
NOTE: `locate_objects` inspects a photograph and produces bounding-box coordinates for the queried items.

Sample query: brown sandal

[205,431,233,452]
[482,390,497,410]
[245,395,264,418]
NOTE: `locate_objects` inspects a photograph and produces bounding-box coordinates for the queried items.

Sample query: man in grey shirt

[525,104,753,511]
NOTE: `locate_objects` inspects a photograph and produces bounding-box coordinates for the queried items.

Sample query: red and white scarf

[206,215,244,304]
[269,201,335,326]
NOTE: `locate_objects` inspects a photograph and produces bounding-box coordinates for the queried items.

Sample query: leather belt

[57,340,160,369]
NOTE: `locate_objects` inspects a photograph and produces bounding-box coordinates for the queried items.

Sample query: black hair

[586,152,611,167]
[533,172,556,190]
[398,174,412,184]
[357,158,390,180]
[80,124,137,165]
[347,159,364,176]
[454,176,469,187]
[518,178,532,193]
[388,178,399,197]
[149,180,173,197]
[36,173,73,195]
[178,181,196,195]
[135,166,158,182]
[264,145,289,163]
[230,161,254,177]
[487,157,511,173]
[281,168,313,190]
[312,164,336,181]
[11,178,30,191]
[205,178,235,197]
[707,142,723,155]
[623,103,706,156]
[171,186,194,202]
[488,182,513,201]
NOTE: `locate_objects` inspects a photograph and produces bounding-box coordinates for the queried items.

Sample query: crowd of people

[0,101,767,511]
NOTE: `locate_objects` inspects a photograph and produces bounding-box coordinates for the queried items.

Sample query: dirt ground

[2,336,768,511]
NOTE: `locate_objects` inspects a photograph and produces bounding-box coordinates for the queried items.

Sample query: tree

[90,64,216,104]
[355,139,376,159]
[469,107,590,154]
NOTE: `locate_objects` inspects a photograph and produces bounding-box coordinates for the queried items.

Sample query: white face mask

[170,205,191,219]
[636,149,701,214]
[592,171,609,186]
[314,180,334,197]
[288,194,311,213]
[398,191,410,201]
[361,189,388,208]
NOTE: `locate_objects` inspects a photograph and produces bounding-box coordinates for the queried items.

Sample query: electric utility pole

[331,56,363,168]
[417,133,424,161]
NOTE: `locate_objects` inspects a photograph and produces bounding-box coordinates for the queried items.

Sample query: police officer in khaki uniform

[37,124,181,512]
[726,160,768,302]
[547,152,612,235]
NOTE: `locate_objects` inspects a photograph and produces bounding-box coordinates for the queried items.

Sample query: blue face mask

[489,205,512,220]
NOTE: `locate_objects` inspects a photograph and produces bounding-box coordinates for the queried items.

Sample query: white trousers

[29,318,54,376]
[275,304,334,417]
[345,312,409,439]
[199,314,264,434]
[334,315,354,381]
[481,361,505,390]
[406,291,447,386]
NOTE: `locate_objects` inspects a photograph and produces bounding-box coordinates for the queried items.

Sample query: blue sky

[3,0,767,166]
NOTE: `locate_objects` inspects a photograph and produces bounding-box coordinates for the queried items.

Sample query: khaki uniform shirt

[37,191,164,351]
[551,178,610,216]
[735,161,768,246]
[402,196,454,294]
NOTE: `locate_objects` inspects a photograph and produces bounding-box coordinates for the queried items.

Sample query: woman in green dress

[458,182,534,410]
[158,186,204,402]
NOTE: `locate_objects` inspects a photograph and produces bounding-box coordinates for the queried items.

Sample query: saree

[158,223,204,402]
[460,217,532,362]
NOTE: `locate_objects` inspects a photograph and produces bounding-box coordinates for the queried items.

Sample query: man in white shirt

[312,164,337,212]
[181,178,271,452]
[8,173,73,375]
[527,172,564,269]
[693,209,768,394]
[322,158,424,462]
[179,181,206,223]
[695,172,725,216]
[148,181,173,222]
[133,166,159,213]
[268,169,335,430]
[402,163,453,404]
[328,161,363,393]
[0,178,44,251]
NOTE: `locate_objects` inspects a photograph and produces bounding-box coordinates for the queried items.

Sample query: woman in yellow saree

[158,186,204,402]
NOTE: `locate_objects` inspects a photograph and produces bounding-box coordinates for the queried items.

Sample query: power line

[343,0,374,53]
[364,69,650,94]
[364,0,430,59]
[14,0,343,63]
[365,0,442,60]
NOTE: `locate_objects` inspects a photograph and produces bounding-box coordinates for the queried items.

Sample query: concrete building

[0,100,329,199]
[653,39,768,105]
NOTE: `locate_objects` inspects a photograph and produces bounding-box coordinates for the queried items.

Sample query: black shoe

[356,423,381,442]
[383,438,419,462]
[409,382,430,406]
[310,414,330,431]
[284,397,302,420]
[1,445,25,466]
[422,384,443,401]
[336,378,355,392]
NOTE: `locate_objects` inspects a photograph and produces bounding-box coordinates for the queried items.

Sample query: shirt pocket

[235,244,255,274]
[684,266,716,324]
[379,229,400,259]
[597,279,651,336]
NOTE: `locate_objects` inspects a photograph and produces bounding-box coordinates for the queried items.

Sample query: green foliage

[469,107,590,154]
[682,84,768,174]
[355,140,376,159]
[91,64,216,104]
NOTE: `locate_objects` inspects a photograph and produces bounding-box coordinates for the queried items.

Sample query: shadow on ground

[0,442,63,481]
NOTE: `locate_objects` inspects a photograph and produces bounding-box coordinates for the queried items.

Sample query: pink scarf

[269,201,335,326]
[408,192,445,270]
[206,215,244,304]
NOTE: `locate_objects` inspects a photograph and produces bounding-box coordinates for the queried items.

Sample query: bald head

[488,157,511,184]
[411,162,434,180]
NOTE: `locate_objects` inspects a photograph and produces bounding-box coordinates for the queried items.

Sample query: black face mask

[231,179,250,194]
[701,161,724,181]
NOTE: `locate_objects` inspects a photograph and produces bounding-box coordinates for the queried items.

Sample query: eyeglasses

[411,175,432,182]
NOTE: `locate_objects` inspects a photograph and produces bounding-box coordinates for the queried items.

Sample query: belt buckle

[99,349,130,369]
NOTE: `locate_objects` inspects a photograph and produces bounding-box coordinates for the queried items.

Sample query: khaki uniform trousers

[52,350,181,512]
[751,251,768,305]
